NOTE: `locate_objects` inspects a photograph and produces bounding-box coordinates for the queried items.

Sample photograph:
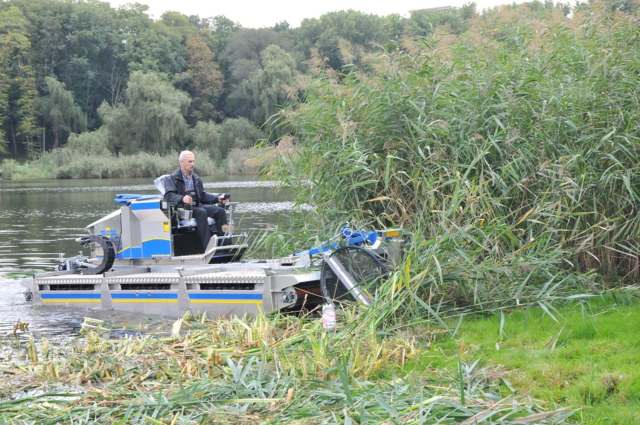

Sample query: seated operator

[163,150,229,251]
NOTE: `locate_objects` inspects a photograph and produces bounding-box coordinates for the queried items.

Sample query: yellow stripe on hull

[42,299,101,303]
[190,300,263,304]
[112,299,178,303]
[117,238,170,254]
[142,237,171,243]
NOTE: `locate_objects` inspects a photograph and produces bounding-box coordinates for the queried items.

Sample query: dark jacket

[164,168,220,206]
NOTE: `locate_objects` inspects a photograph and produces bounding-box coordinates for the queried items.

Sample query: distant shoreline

[0,144,291,181]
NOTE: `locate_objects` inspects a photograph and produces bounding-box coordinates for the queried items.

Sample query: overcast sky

[106,0,525,29]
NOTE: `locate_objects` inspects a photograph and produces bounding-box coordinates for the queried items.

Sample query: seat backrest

[154,174,171,196]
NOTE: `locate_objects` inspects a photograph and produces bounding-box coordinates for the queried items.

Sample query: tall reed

[272,3,640,321]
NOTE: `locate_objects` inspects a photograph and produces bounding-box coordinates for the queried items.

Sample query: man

[163,151,229,251]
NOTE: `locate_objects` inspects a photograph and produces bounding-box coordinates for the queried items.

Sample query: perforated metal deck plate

[106,272,181,284]
[184,271,267,285]
[35,274,105,285]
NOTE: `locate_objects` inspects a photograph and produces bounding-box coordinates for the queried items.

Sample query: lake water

[0,176,295,339]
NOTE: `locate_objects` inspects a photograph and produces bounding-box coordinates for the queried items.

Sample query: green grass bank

[427,293,640,423]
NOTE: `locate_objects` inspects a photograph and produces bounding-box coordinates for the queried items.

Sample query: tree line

[1,0,635,165]
[0,0,556,163]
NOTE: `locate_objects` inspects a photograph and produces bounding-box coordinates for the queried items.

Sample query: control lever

[217,193,231,209]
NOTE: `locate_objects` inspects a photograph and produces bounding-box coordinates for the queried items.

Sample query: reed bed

[271,3,640,323]
[0,312,575,423]
[1,149,226,180]
[0,147,257,180]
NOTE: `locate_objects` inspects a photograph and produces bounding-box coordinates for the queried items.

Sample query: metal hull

[21,260,323,318]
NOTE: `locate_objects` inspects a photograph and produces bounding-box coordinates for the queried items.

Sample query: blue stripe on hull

[130,201,161,210]
[111,293,178,303]
[188,293,263,304]
[117,239,170,259]
[41,293,101,303]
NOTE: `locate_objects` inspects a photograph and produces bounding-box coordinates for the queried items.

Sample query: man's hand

[183,195,193,204]
[218,194,229,205]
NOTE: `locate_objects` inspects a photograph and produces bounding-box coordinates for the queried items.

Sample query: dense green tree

[242,45,297,131]
[380,14,405,43]
[65,127,110,156]
[11,0,127,129]
[221,28,294,118]
[205,15,241,62]
[405,4,477,37]
[12,0,72,79]
[164,13,236,66]
[222,28,289,66]
[178,33,224,124]
[61,1,124,127]
[160,10,197,34]
[217,117,264,154]
[0,6,38,155]
[37,76,84,149]
[99,71,190,154]
[192,120,221,159]
[298,10,387,69]
[2,0,637,165]
[124,20,187,76]
[274,21,290,32]
[193,117,264,161]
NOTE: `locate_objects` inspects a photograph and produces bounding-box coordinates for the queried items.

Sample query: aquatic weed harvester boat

[21,178,406,318]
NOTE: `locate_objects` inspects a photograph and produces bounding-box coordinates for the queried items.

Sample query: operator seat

[154,174,219,228]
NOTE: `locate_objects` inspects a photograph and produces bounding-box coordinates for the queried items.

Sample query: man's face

[180,153,195,174]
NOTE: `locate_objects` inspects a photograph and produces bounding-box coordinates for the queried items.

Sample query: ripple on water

[237,202,312,213]
[19,239,59,245]
[0,278,172,340]
[0,230,28,235]
[0,278,80,338]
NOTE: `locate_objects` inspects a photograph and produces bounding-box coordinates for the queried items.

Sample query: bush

[192,121,222,162]
[66,129,111,156]
[0,159,20,180]
[0,158,49,180]
[4,149,219,180]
